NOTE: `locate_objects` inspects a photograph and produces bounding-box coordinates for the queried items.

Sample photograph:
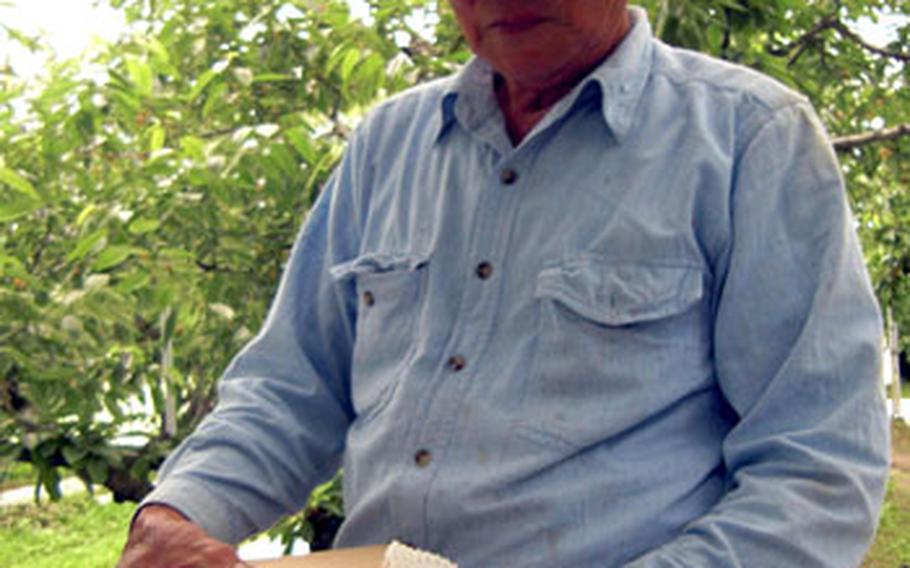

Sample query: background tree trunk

[889,306,904,420]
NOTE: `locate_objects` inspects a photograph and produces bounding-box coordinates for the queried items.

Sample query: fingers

[118,504,250,568]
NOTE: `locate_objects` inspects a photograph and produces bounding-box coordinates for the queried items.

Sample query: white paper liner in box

[382,541,458,568]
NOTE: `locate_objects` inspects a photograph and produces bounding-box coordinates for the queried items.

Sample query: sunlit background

[0,0,384,82]
[2,0,906,83]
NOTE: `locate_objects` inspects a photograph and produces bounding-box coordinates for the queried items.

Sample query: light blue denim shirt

[145,8,889,567]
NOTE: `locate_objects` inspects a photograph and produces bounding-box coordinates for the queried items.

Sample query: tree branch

[195,259,235,273]
[770,14,910,64]
[768,15,838,59]
[833,123,910,152]
[830,20,910,62]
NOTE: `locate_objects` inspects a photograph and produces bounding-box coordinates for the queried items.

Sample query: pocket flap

[330,251,430,281]
[536,259,704,326]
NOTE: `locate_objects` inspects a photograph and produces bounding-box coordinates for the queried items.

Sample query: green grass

[863,420,910,568]
[864,471,910,567]
[0,462,35,491]
[0,494,136,568]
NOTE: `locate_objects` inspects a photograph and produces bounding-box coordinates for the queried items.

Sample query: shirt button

[499,168,518,186]
[447,355,467,372]
[414,449,433,468]
[475,261,494,280]
[362,291,375,307]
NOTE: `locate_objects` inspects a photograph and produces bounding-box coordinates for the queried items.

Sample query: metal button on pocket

[362,291,375,307]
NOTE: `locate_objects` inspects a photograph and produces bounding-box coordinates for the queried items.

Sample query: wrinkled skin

[448,0,630,142]
[117,505,250,568]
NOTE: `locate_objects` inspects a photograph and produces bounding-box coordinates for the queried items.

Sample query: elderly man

[119,1,889,567]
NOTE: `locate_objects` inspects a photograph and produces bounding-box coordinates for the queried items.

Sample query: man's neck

[495,13,632,145]
[494,71,586,145]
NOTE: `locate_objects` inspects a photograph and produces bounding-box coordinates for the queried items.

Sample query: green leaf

[75,204,98,226]
[353,52,386,99]
[201,82,228,119]
[266,143,297,178]
[110,88,141,113]
[87,458,108,485]
[114,271,151,293]
[285,127,317,164]
[149,124,166,153]
[180,135,206,161]
[67,229,108,262]
[0,254,25,272]
[339,48,361,83]
[92,245,136,271]
[159,246,196,263]
[146,36,177,78]
[0,192,41,222]
[187,69,218,102]
[300,522,315,543]
[252,73,295,83]
[126,56,154,97]
[61,445,87,466]
[0,166,41,200]
[326,42,352,75]
[0,346,31,368]
[128,218,161,235]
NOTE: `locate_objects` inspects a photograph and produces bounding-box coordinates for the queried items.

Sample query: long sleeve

[626,102,890,567]
[140,137,367,544]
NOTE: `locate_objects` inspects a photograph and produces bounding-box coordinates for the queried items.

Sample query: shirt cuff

[138,476,258,544]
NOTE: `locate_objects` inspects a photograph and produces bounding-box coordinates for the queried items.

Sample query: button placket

[403,153,525,536]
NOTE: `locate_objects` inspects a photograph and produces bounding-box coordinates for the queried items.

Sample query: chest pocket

[331,252,429,421]
[520,258,710,449]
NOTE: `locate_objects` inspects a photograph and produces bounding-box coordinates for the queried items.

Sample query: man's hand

[117,504,251,568]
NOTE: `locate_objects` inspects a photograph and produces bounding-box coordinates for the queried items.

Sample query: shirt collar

[435,6,654,144]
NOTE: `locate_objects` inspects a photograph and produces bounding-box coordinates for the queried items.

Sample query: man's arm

[626,102,890,567]
[125,134,368,547]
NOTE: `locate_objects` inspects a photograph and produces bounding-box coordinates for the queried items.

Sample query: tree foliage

[0,0,908,548]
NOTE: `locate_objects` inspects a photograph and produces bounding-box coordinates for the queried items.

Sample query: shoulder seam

[650,43,807,114]
[736,100,812,157]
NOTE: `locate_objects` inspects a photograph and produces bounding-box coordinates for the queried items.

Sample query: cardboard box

[249,545,386,568]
